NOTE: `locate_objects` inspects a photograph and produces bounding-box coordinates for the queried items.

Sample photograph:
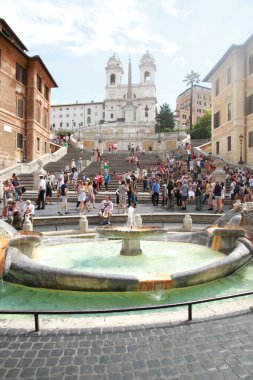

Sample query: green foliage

[190,110,211,139]
[183,70,200,86]
[156,103,175,131]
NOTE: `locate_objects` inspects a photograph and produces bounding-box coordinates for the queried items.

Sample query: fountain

[1,203,253,293]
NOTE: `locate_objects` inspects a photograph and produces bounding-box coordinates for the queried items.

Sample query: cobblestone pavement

[1,312,253,379]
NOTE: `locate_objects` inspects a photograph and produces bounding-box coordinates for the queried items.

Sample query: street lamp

[157,123,161,143]
[23,135,27,162]
[238,134,244,165]
[72,120,75,133]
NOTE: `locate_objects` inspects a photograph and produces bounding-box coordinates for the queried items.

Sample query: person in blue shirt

[152,177,160,206]
[103,172,110,191]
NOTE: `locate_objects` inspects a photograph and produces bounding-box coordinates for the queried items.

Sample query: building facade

[51,52,158,150]
[0,19,57,167]
[175,85,212,127]
[203,34,253,166]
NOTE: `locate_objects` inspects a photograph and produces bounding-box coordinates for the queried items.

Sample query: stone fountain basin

[2,232,253,292]
[96,226,166,239]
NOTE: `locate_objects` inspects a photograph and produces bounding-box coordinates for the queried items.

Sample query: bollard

[23,214,33,232]
[135,214,142,228]
[183,214,192,232]
[79,215,88,233]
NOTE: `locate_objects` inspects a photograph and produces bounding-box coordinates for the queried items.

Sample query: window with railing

[214,111,220,129]
[16,63,27,85]
[17,98,23,118]
[249,131,253,148]
[227,136,231,151]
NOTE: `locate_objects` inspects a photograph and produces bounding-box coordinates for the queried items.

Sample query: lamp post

[157,122,161,144]
[23,135,27,162]
[238,134,244,165]
[72,120,75,134]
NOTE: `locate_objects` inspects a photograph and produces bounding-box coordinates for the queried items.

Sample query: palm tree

[183,70,200,130]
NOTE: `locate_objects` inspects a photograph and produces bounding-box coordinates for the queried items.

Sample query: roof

[0,18,28,51]
[203,34,253,81]
[30,55,58,88]
[177,84,211,98]
[0,19,58,88]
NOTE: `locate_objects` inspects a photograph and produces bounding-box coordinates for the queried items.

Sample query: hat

[39,174,44,177]
[7,198,13,204]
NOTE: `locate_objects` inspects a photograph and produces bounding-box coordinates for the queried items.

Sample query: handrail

[1,289,253,332]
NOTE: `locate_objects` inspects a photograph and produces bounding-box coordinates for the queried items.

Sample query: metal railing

[1,290,253,332]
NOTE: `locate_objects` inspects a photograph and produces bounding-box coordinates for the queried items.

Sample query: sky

[1,0,253,110]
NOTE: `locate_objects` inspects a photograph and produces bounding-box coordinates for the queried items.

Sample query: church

[51,52,164,150]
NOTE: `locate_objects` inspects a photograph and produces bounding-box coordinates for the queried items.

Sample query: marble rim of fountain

[3,234,253,292]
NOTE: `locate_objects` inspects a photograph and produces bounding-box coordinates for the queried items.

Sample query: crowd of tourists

[1,143,253,229]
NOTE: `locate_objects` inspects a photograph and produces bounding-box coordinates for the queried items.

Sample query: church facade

[51,52,165,150]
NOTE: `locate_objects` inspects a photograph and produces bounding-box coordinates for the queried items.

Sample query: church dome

[107,53,123,67]
[140,50,155,64]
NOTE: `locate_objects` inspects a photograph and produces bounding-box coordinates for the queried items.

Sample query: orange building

[176,85,211,127]
[0,19,57,167]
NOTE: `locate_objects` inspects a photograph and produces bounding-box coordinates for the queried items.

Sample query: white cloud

[161,0,192,17]
[1,0,181,56]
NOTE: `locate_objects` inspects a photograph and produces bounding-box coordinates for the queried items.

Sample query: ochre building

[204,34,253,166]
[0,18,57,168]
[175,85,212,127]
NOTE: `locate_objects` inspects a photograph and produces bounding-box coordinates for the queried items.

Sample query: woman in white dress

[77,181,86,214]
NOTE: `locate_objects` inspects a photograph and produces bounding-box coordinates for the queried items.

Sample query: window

[87,117,91,123]
[144,71,150,82]
[87,108,91,115]
[44,85,49,100]
[36,107,41,123]
[216,141,220,155]
[43,114,48,129]
[110,113,114,118]
[246,94,253,115]
[103,112,105,118]
[37,75,42,92]
[227,136,232,151]
[249,55,253,75]
[249,131,253,148]
[66,114,69,117]
[16,133,23,149]
[227,67,232,85]
[59,114,63,118]
[37,137,40,151]
[215,79,219,96]
[110,74,115,85]
[16,63,27,85]
[44,142,47,154]
[17,98,23,118]
[214,111,220,129]
[66,107,69,110]
[59,107,62,111]
[227,103,232,121]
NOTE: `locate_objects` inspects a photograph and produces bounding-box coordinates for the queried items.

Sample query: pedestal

[120,238,142,256]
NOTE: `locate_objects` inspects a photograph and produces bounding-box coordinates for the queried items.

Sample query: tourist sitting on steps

[98,195,113,225]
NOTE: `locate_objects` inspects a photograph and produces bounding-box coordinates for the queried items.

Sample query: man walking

[37,174,46,210]
[152,177,160,206]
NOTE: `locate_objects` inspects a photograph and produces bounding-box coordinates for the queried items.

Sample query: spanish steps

[18,144,162,204]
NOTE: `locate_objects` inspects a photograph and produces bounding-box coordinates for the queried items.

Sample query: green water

[34,240,225,278]
[1,238,253,315]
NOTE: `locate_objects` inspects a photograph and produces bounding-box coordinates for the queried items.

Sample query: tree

[156,103,175,132]
[190,110,211,139]
[183,70,200,131]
